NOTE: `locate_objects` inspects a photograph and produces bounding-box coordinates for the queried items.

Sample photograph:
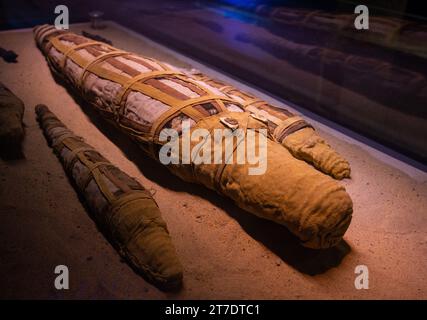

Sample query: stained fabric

[0,83,25,151]
[34,25,353,249]
[36,104,183,290]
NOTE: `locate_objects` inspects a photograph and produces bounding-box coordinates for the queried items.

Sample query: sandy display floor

[0,22,426,299]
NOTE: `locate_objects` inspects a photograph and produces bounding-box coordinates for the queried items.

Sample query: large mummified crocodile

[34,25,352,249]
[36,104,183,290]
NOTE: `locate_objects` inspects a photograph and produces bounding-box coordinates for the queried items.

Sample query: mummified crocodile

[34,25,353,249]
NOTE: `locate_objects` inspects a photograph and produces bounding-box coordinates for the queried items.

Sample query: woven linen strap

[242,99,265,108]
[107,190,157,244]
[217,85,261,109]
[149,95,237,141]
[49,33,72,51]
[68,146,95,161]
[273,116,312,142]
[174,74,229,113]
[79,50,129,87]
[146,95,237,158]
[110,191,154,210]
[219,85,235,94]
[273,116,303,136]
[76,149,153,209]
[61,138,102,174]
[38,26,64,44]
[71,148,115,198]
[213,114,251,194]
[51,131,81,149]
[116,69,185,114]
[63,138,152,206]
[35,25,50,39]
[60,41,100,69]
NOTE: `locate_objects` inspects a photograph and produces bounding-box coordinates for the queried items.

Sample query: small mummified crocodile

[36,104,183,290]
[0,82,25,154]
[34,25,353,249]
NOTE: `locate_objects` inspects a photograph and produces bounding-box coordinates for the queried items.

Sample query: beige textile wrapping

[36,104,183,290]
[0,82,25,150]
[34,25,353,249]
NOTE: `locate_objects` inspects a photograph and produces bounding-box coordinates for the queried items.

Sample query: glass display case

[0,0,426,302]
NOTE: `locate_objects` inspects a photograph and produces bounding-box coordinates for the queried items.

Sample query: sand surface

[0,22,426,299]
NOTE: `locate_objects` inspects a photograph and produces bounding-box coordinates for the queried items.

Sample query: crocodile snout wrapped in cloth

[34,25,353,249]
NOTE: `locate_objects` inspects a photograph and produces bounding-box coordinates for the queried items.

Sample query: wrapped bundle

[34,25,353,249]
[36,104,183,290]
[0,83,25,151]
